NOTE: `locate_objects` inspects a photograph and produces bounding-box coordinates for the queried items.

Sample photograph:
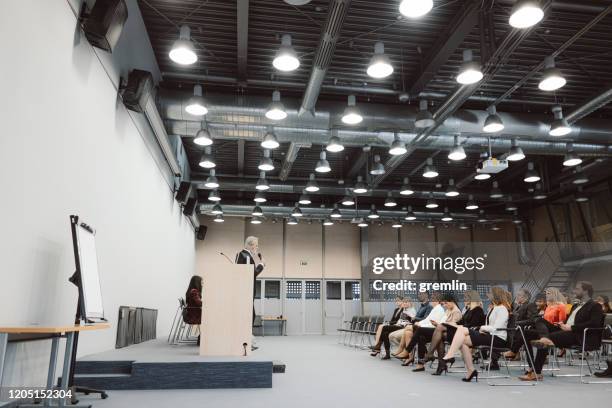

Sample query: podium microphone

[220,252,234,264]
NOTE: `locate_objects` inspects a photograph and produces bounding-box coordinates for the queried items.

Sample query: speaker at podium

[199,255,254,357]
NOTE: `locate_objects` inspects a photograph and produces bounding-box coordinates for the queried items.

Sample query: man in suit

[502,289,539,361]
[236,236,265,326]
[519,281,604,381]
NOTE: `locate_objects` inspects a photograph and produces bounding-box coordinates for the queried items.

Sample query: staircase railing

[521,242,562,297]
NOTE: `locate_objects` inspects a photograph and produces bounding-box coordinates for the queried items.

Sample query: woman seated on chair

[370,298,415,359]
[425,290,486,375]
[441,287,511,382]
[408,293,464,372]
[184,275,203,345]
[596,295,611,314]
[371,297,404,349]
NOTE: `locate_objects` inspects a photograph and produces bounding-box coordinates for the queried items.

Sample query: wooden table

[0,324,109,408]
[260,317,287,336]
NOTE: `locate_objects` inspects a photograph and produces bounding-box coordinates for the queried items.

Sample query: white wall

[0,0,195,388]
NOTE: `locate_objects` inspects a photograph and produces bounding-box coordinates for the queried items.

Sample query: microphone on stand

[220,252,234,264]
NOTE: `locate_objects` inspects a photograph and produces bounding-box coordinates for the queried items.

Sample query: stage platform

[72,339,285,390]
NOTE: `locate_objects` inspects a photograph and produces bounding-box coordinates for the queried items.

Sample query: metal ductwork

[298,0,351,117]
[567,86,612,124]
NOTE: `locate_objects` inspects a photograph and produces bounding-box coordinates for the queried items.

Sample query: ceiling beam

[279,142,311,181]
[237,139,245,176]
[408,0,480,97]
[237,0,249,81]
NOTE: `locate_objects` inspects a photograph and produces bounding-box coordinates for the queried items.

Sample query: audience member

[371,297,404,348]
[184,275,203,345]
[596,295,611,313]
[370,298,416,359]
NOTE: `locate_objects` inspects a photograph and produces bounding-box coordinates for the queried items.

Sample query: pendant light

[261,131,280,149]
[331,204,342,219]
[448,135,466,161]
[465,195,478,210]
[315,151,332,173]
[211,204,223,215]
[298,194,312,205]
[426,193,438,209]
[573,166,589,185]
[441,208,453,222]
[539,56,566,91]
[258,149,275,171]
[273,34,300,72]
[341,196,355,206]
[507,139,525,162]
[265,91,287,120]
[483,105,504,133]
[368,204,380,219]
[477,210,487,223]
[575,187,589,203]
[392,220,403,228]
[370,155,385,176]
[357,218,368,228]
[389,134,407,156]
[422,157,438,178]
[474,172,491,181]
[533,183,547,200]
[563,143,582,167]
[399,0,433,18]
[252,206,264,217]
[353,176,368,194]
[367,42,394,79]
[384,192,397,207]
[256,172,270,191]
[169,25,197,65]
[213,214,225,223]
[342,95,363,125]
[405,206,417,221]
[549,105,571,137]
[305,173,320,192]
[490,181,503,199]
[326,133,344,153]
[208,190,221,202]
[400,178,414,195]
[194,122,213,146]
[291,203,303,217]
[185,85,208,116]
[505,196,518,212]
[415,99,435,128]
[524,162,541,183]
[445,179,459,197]
[509,0,544,29]
[199,146,216,169]
[251,217,263,225]
[254,192,267,203]
[204,169,219,189]
[323,218,334,226]
[287,217,299,225]
[457,50,483,85]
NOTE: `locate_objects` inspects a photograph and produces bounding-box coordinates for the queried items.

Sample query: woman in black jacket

[184,275,203,345]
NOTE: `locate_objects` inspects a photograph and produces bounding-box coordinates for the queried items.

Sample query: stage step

[71,360,276,389]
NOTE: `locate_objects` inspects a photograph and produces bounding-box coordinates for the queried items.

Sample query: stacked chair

[338,315,384,349]
[167,297,201,345]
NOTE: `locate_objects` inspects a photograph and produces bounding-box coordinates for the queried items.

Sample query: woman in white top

[442,287,510,382]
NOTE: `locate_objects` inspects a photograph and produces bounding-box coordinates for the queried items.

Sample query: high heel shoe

[462,370,479,382]
[442,357,455,368]
[370,350,380,357]
[401,355,415,366]
[423,354,436,364]
[432,362,448,376]
[381,354,391,360]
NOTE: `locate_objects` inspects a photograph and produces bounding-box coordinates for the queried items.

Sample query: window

[326,281,341,300]
[265,280,281,299]
[345,281,360,300]
[286,281,302,299]
[305,281,321,300]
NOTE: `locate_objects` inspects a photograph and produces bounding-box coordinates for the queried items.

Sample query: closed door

[284,280,303,335]
[304,280,322,334]
[343,281,362,322]
[324,281,342,334]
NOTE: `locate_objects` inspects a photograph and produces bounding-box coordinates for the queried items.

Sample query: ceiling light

[353,176,368,194]
[400,178,414,195]
[256,172,270,191]
[457,49,483,85]
[254,192,267,203]
[265,91,287,120]
[474,172,491,181]
[490,181,504,199]
[524,162,541,183]
[415,99,435,128]
[422,157,438,178]
[539,56,566,91]
[549,105,571,137]
[405,206,417,221]
[199,147,216,169]
[213,214,224,223]
[575,187,589,203]
[305,173,320,192]
[505,196,518,212]
[331,204,342,218]
[261,131,280,149]
[169,25,197,65]
[399,0,433,18]
[533,183,547,200]
[459,223,469,230]
[208,190,221,202]
[291,203,303,217]
[483,105,504,133]
[299,194,312,205]
[357,218,369,228]
[273,34,300,72]
[211,204,223,215]
[326,134,344,153]
[512,215,523,225]
[194,124,213,146]
[342,95,363,125]
[426,193,439,209]
[573,167,589,185]
[316,151,332,173]
[441,208,453,222]
[251,217,263,225]
[466,194,478,210]
[392,220,403,228]
[370,155,385,176]
[323,218,334,226]
[448,135,466,161]
[185,84,208,116]
[204,169,220,189]
[389,134,407,156]
[507,139,525,162]
[563,143,582,167]
[490,224,501,231]
[477,210,487,223]
[367,42,394,79]
[252,206,264,216]
[341,196,355,206]
[426,222,436,229]
[510,0,544,29]
[258,149,275,171]
[384,192,397,207]
[445,178,460,197]
[368,204,380,219]
[287,217,299,225]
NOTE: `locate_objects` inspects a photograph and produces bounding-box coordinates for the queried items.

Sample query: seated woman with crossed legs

[371,297,404,350]
[370,298,415,359]
[441,287,510,382]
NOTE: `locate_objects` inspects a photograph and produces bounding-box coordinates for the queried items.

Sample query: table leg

[58,333,75,408]
[43,337,59,408]
[0,333,7,398]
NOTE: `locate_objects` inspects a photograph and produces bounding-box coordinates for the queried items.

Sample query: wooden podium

[200,264,254,356]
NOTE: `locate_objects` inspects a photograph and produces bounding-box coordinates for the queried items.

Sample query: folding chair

[337,316,358,345]
[167,297,184,343]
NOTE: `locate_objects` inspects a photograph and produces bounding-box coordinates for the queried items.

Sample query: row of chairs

[337,315,384,348]
[167,297,200,345]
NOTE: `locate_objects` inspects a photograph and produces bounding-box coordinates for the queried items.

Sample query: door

[284,280,303,335]
[262,280,282,318]
[343,281,362,321]
[304,280,322,334]
[324,281,342,334]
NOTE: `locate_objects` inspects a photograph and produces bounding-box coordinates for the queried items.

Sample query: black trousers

[380,324,404,353]
[413,327,435,360]
[534,330,581,374]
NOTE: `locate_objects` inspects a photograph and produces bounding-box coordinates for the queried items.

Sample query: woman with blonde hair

[441,287,510,382]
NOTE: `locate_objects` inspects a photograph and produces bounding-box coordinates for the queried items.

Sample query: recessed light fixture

[563,143,582,167]
[265,90,287,120]
[326,134,344,153]
[258,149,275,171]
[208,190,221,202]
[204,169,220,189]
[384,192,397,207]
[211,204,223,215]
[353,176,368,194]
[549,105,571,137]
[400,178,414,196]
[368,204,380,219]
[539,56,566,91]
[509,0,544,29]
[457,49,483,85]
[370,155,385,176]
[524,162,541,183]
[507,139,525,162]
[342,95,363,125]
[315,151,332,173]
[273,34,300,72]
[448,135,466,161]
[194,123,213,146]
[252,206,264,217]
[415,99,435,128]
[422,158,438,178]
[256,172,270,191]
[367,42,394,79]
[199,147,216,169]
[483,106,504,133]
[169,25,197,65]
[399,0,433,18]
[445,178,460,197]
[389,134,407,156]
[261,131,280,150]
[213,214,225,223]
[254,192,267,203]
[305,173,320,193]
[465,194,478,210]
[185,85,208,116]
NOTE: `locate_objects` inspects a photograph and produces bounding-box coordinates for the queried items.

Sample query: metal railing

[521,243,562,296]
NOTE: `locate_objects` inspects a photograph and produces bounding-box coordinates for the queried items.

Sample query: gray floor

[80,336,612,408]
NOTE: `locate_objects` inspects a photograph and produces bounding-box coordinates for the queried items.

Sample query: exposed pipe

[567,87,612,124]
[298,0,352,117]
